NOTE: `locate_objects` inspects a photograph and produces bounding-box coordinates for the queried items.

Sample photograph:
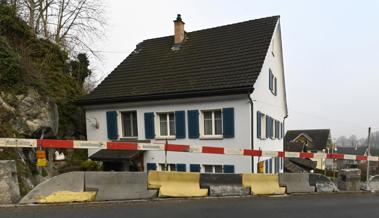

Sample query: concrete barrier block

[337,169,361,191]
[0,160,20,204]
[279,173,315,193]
[368,175,379,191]
[242,174,285,195]
[309,174,338,192]
[38,191,96,203]
[200,174,249,197]
[148,171,208,197]
[84,172,157,201]
[19,172,84,204]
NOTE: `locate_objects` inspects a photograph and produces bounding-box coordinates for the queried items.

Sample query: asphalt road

[1,193,379,218]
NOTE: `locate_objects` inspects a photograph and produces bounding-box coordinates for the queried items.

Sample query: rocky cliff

[0,4,89,196]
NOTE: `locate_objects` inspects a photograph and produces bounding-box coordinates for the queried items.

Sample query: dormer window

[269,69,277,96]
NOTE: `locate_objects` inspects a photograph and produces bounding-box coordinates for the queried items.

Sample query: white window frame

[200,109,223,139]
[155,112,176,139]
[259,113,267,139]
[270,118,275,139]
[269,70,278,96]
[119,110,138,138]
[158,163,176,171]
[203,164,223,173]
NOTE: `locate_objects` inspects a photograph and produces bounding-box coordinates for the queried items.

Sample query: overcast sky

[91,0,379,139]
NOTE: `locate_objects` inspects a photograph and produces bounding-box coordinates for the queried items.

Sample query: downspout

[248,93,255,173]
[282,113,288,173]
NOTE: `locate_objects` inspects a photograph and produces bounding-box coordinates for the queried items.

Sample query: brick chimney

[174,14,185,44]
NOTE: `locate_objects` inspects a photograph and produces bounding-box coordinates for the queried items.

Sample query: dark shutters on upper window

[275,120,279,139]
[274,77,278,95]
[188,110,199,138]
[257,111,262,139]
[222,108,234,138]
[266,115,270,138]
[144,112,155,139]
[175,111,185,139]
[269,69,273,91]
[106,111,118,140]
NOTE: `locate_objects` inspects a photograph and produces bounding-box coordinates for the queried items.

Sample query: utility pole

[366,127,371,189]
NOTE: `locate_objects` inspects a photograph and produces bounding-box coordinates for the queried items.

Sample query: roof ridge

[141,15,280,43]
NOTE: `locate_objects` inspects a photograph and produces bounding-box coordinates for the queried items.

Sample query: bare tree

[9,0,105,56]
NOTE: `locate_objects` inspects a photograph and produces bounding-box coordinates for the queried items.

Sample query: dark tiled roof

[284,129,331,151]
[78,16,280,105]
[284,141,305,152]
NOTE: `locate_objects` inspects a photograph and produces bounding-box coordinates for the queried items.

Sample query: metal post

[164,139,168,171]
[366,127,371,189]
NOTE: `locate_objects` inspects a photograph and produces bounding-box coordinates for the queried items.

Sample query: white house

[78,15,288,174]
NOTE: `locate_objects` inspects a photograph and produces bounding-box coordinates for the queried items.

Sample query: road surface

[1,193,379,218]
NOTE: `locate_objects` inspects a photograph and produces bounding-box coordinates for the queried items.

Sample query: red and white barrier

[0,138,378,161]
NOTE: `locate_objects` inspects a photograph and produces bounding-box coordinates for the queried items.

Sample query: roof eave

[77,86,254,106]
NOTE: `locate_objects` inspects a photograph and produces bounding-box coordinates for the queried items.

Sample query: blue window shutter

[274,77,278,95]
[106,111,118,140]
[257,111,262,138]
[277,121,280,138]
[144,112,155,139]
[147,163,156,171]
[190,164,201,172]
[270,117,273,138]
[266,115,270,138]
[223,108,235,138]
[176,164,186,172]
[223,165,235,173]
[269,69,273,91]
[188,110,199,138]
[175,111,186,139]
[265,160,268,173]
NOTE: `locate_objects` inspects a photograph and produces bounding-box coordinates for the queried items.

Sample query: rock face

[0,89,59,137]
[0,160,21,204]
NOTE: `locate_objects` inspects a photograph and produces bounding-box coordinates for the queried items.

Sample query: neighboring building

[284,129,333,171]
[78,15,288,173]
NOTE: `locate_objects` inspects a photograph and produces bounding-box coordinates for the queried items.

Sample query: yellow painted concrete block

[38,191,96,203]
[148,171,208,197]
[242,174,286,195]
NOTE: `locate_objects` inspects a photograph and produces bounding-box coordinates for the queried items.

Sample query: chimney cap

[174,14,185,24]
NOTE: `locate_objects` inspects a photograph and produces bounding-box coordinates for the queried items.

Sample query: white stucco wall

[250,21,287,172]
[85,95,253,173]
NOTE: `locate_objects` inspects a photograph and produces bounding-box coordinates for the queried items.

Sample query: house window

[257,111,266,139]
[121,111,138,137]
[203,165,223,173]
[269,69,277,95]
[201,110,222,137]
[157,112,175,137]
[159,163,176,171]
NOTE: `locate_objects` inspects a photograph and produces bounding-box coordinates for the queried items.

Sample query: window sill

[200,135,223,140]
[120,136,138,139]
[155,136,176,140]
